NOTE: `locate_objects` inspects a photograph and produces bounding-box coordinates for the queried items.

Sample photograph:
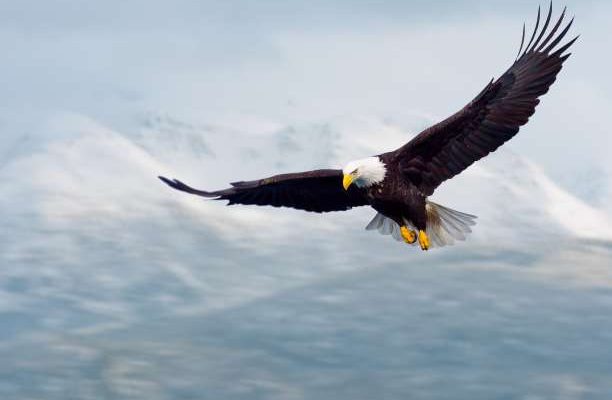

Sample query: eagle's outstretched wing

[392,4,578,196]
[159,169,369,213]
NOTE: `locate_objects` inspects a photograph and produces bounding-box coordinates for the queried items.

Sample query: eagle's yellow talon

[400,226,417,244]
[418,230,430,251]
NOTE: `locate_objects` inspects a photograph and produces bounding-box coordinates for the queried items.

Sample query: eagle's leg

[418,230,430,251]
[400,226,417,244]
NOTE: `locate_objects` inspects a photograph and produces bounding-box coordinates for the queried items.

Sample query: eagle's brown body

[160,4,577,250]
[367,155,428,231]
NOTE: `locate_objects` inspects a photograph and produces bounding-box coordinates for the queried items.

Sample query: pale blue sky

[1,0,609,196]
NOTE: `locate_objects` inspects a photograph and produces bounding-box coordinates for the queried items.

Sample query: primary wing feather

[393,4,577,196]
[159,169,369,213]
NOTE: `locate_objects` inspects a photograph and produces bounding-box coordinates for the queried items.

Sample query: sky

[1,1,612,399]
[1,1,610,196]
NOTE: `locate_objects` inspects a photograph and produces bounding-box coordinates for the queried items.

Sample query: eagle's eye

[351,168,359,175]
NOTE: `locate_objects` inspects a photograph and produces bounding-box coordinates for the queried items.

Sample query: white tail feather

[424,201,477,248]
[365,212,404,242]
[365,201,477,249]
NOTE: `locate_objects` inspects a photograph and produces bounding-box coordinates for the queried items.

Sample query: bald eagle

[160,5,577,250]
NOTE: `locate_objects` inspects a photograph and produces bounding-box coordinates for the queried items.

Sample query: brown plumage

[159,169,368,213]
[160,4,577,250]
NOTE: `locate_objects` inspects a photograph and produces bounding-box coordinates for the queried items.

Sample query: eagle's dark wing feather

[159,169,369,213]
[393,4,577,196]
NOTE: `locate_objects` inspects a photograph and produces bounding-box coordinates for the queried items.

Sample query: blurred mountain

[2,111,612,262]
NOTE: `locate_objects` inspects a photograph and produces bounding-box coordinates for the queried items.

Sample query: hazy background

[1,1,612,399]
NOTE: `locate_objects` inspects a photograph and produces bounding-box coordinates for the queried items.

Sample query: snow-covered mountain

[3,111,612,257]
[6,111,609,244]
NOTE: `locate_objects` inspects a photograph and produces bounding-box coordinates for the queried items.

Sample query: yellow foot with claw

[418,230,430,251]
[400,226,417,244]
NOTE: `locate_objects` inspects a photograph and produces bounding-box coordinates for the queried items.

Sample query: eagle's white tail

[365,201,477,249]
[423,201,477,248]
[365,212,405,242]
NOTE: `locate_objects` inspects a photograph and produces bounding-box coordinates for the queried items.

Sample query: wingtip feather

[515,22,526,60]
[528,1,554,53]
[158,176,174,186]
[158,175,220,197]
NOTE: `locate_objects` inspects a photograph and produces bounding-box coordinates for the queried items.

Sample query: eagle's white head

[342,156,387,190]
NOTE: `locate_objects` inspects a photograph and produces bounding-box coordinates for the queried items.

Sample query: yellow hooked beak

[342,174,354,190]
